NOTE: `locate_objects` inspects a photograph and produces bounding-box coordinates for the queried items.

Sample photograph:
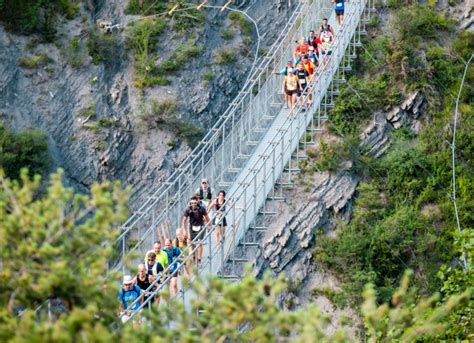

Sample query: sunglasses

[201,182,207,184]
[191,202,198,205]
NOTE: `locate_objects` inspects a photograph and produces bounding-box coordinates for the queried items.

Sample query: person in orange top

[302,55,316,77]
[294,38,309,61]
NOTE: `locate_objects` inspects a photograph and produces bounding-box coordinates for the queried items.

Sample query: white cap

[308,46,314,51]
[123,275,133,285]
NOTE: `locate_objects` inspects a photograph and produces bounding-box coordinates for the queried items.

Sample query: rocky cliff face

[0,0,295,206]
[231,91,427,333]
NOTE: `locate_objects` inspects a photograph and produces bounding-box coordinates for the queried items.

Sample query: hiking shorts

[336,9,344,16]
[285,89,297,96]
[190,226,204,241]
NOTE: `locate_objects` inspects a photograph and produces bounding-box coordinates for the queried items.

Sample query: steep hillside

[0,0,295,205]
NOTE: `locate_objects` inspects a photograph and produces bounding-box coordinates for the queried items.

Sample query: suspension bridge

[116,0,375,320]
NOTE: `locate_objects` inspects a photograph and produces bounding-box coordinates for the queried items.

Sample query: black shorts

[298,84,308,96]
[336,9,344,16]
[190,227,204,241]
[212,216,227,226]
[285,89,297,96]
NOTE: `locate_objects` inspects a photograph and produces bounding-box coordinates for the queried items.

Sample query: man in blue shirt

[163,239,182,297]
[118,275,142,322]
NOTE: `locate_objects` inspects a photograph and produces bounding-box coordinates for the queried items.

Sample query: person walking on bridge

[333,0,345,25]
[182,196,210,266]
[282,68,302,110]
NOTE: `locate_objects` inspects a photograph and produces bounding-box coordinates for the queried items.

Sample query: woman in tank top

[208,190,228,245]
[133,264,156,305]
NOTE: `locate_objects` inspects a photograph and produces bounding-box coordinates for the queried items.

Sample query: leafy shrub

[0,0,78,39]
[138,99,177,130]
[0,124,50,179]
[394,5,454,43]
[77,104,96,119]
[125,0,168,14]
[137,98,203,146]
[221,27,235,40]
[87,28,120,65]
[214,47,236,64]
[64,36,88,68]
[229,12,252,36]
[314,135,362,173]
[202,71,215,81]
[17,53,52,68]
[125,18,167,87]
[158,43,203,73]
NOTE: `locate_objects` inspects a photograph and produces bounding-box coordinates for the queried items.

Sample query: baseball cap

[123,275,133,285]
[308,46,314,51]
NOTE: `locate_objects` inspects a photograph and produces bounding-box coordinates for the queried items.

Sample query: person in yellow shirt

[144,241,168,269]
[282,68,302,110]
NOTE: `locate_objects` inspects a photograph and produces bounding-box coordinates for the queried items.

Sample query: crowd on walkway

[118,1,346,322]
[119,178,228,322]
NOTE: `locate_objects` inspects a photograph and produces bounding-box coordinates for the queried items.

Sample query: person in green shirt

[144,241,168,269]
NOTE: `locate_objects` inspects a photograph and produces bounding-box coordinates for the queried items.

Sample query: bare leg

[197,239,203,263]
[170,277,178,297]
[216,225,222,245]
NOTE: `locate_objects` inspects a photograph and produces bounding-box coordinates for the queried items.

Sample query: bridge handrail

[121,0,368,321]
[113,1,329,268]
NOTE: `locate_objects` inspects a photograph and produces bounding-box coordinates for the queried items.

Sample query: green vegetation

[137,98,203,147]
[228,11,252,36]
[0,170,470,341]
[125,0,204,33]
[221,27,235,40]
[17,53,52,69]
[0,0,78,40]
[125,18,167,88]
[214,47,237,64]
[202,71,215,81]
[64,36,88,68]
[86,27,120,66]
[312,5,473,340]
[158,42,203,73]
[77,104,96,119]
[0,124,50,179]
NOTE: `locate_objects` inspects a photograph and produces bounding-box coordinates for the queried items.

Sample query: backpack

[199,187,212,201]
[121,285,141,308]
[321,24,331,33]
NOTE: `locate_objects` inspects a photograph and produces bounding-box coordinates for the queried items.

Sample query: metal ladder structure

[119,0,375,320]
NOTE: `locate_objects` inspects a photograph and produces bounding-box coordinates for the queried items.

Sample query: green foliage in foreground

[0,170,470,341]
[0,124,50,179]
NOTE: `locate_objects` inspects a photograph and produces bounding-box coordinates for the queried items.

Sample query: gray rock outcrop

[0,0,295,207]
[235,91,427,314]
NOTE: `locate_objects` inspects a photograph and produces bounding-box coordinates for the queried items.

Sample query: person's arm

[165,221,172,240]
[207,198,216,213]
[330,26,335,36]
[296,77,302,90]
[118,291,124,313]
[159,226,166,246]
[182,213,189,238]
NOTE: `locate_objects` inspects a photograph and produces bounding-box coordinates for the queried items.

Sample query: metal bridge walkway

[118,0,375,319]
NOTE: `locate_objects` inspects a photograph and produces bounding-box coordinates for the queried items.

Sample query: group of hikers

[119,178,228,322]
[275,16,337,110]
[118,0,346,323]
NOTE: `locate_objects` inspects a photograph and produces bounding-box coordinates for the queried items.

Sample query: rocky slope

[0,0,295,206]
[236,91,428,334]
